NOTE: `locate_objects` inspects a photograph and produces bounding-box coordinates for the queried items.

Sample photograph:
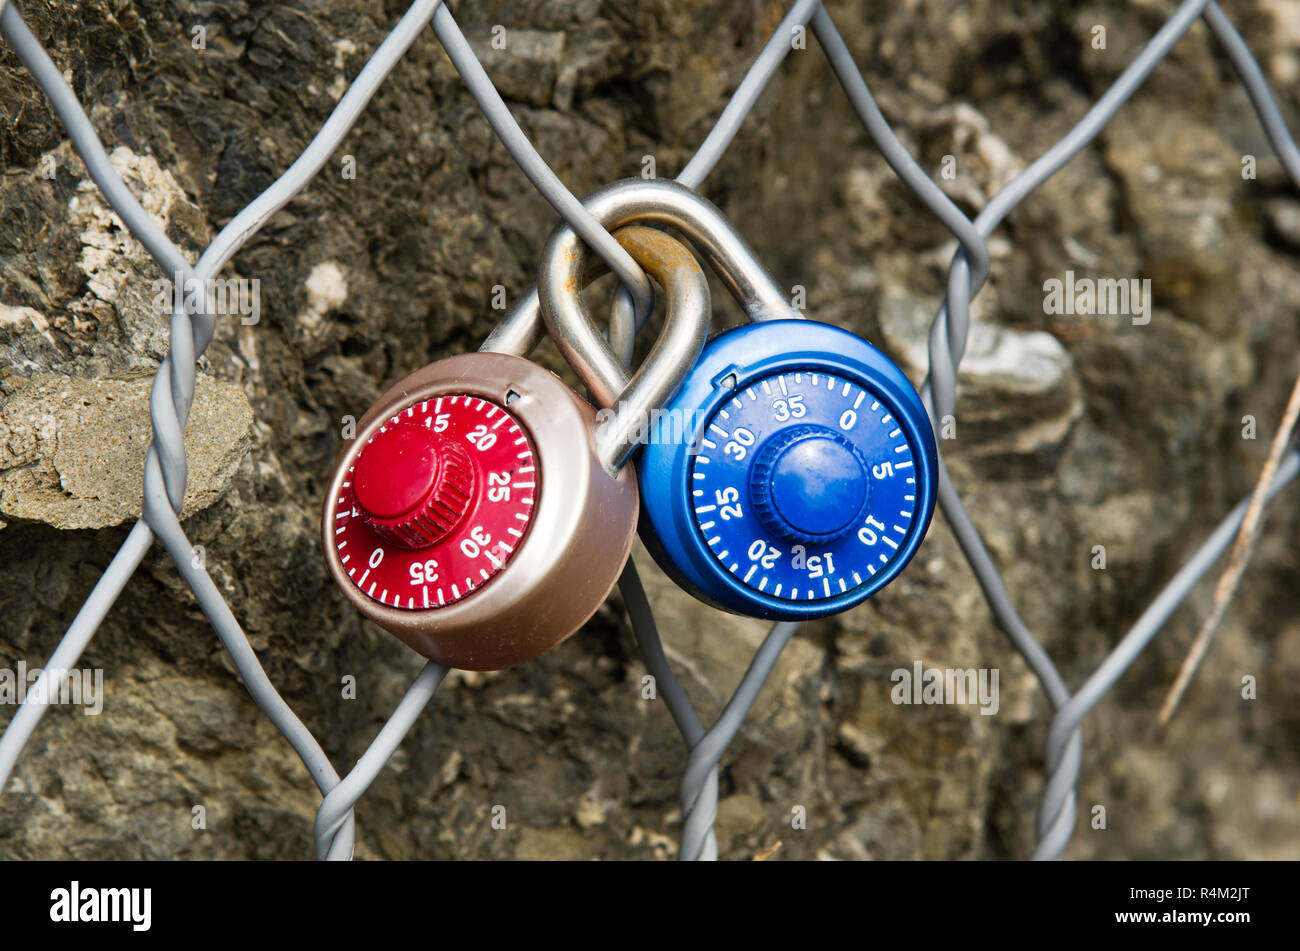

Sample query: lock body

[638,319,938,620]
[322,352,638,670]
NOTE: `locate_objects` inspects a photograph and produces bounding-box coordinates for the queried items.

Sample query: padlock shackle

[539,224,711,474]
[483,178,800,358]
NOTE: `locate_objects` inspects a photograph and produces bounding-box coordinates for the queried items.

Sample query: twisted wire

[0,0,828,861]
[617,0,1300,860]
[817,0,1300,858]
[840,0,1222,859]
[608,0,820,862]
[0,0,462,859]
[431,5,654,328]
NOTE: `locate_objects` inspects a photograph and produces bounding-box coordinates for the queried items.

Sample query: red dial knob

[332,395,538,612]
[352,424,474,549]
[322,351,643,671]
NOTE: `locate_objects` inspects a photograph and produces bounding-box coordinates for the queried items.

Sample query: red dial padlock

[322,225,709,670]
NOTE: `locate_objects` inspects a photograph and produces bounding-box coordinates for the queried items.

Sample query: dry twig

[1158,369,1300,726]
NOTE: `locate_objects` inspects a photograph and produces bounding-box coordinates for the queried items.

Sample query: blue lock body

[638,319,938,621]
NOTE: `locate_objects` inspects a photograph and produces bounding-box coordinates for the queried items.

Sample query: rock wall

[1,0,1298,859]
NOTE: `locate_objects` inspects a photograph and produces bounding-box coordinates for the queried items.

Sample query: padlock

[539,179,939,621]
[321,224,709,670]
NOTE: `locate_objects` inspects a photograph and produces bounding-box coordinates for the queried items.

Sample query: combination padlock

[540,179,939,621]
[321,224,709,670]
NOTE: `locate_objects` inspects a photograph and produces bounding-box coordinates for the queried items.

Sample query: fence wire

[1,0,1298,861]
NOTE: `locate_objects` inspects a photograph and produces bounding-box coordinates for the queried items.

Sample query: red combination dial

[332,395,538,610]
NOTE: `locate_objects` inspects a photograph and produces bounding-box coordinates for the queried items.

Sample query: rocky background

[1,0,1298,860]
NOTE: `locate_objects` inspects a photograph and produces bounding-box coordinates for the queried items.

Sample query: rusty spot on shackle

[610,225,704,290]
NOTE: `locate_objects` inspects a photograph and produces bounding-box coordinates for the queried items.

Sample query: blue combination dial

[638,319,938,621]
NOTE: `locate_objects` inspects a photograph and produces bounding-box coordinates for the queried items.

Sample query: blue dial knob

[638,319,937,621]
[690,367,920,604]
[750,425,871,543]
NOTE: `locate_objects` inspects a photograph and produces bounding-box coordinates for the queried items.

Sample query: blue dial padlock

[638,317,937,620]
[540,179,938,622]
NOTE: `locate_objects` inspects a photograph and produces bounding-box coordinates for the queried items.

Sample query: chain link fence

[1,0,1298,860]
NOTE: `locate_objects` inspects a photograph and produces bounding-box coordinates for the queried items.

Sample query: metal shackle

[538,222,712,474]
[485,177,801,361]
